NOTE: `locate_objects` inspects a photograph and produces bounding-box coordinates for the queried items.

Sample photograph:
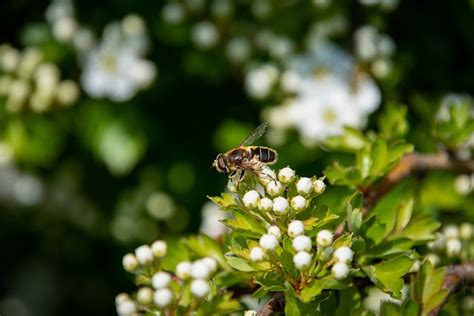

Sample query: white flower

[460,223,473,240]
[317,230,333,247]
[190,260,212,279]
[137,287,153,304]
[116,299,137,315]
[80,22,155,102]
[162,2,185,24]
[267,225,281,239]
[443,225,459,239]
[371,58,392,79]
[266,180,284,196]
[115,293,130,305]
[200,201,229,239]
[154,288,174,308]
[332,262,349,280]
[296,178,313,196]
[259,234,279,251]
[191,21,219,49]
[258,197,273,212]
[176,261,192,279]
[446,239,462,257]
[425,253,440,267]
[226,37,251,63]
[52,17,77,42]
[454,174,472,195]
[259,167,277,185]
[250,246,265,262]
[272,197,289,214]
[152,271,171,289]
[245,64,278,99]
[191,279,210,298]
[55,80,80,106]
[313,179,326,194]
[278,167,296,183]
[151,240,167,257]
[292,235,312,252]
[288,220,305,237]
[202,257,218,273]
[243,190,260,208]
[334,246,353,263]
[135,245,154,264]
[428,234,447,251]
[245,311,257,316]
[291,195,307,211]
[280,71,301,93]
[293,251,312,270]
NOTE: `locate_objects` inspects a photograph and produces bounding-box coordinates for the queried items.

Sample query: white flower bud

[446,239,462,257]
[272,197,289,214]
[250,246,265,262]
[443,225,459,239]
[259,234,279,251]
[115,293,130,305]
[135,245,154,264]
[313,179,326,194]
[425,253,440,267]
[202,257,218,273]
[278,167,296,183]
[296,177,313,196]
[191,279,210,298]
[316,230,333,248]
[428,233,446,251]
[191,21,219,49]
[152,271,172,289]
[176,261,192,279]
[290,195,307,211]
[122,253,139,272]
[288,220,304,237]
[454,174,472,195]
[334,246,354,263]
[137,287,153,304]
[245,311,257,316]
[267,225,281,239]
[460,223,473,240]
[258,197,273,212]
[266,180,284,196]
[154,288,173,308]
[243,190,260,208]
[293,251,312,270]
[55,80,79,106]
[332,262,349,280]
[151,240,167,258]
[190,260,212,279]
[292,235,312,252]
[259,167,277,185]
[116,299,137,315]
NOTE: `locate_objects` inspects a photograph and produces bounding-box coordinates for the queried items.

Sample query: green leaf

[222,208,266,237]
[394,215,440,243]
[324,127,368,152]
[380,301,401,316]
[255,273,286,292]
[224,256,257,272]
[369,139,388,176]
[394,199,413,232]
[299,276,349,302]
[207,193,237,209]
[365,238,414,258]
[364,255,414,298]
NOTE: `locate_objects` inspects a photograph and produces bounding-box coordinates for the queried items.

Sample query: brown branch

[257,292,284,316]
[429,261,474,316]
[334,151,474,238]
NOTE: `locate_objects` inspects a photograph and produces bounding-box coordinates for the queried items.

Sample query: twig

[257,292,284,316]
[428,261,474,316]
[335,151,474,237]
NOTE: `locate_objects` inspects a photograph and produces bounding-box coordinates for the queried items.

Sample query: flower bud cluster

[427,223,474,263]
[0,44,80,113]
[119,237,221,314]
[233,166,352,283]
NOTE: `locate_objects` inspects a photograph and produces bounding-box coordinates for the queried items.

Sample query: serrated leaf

[222,209,266,237]
[395,199,413,232]
[364,255,414,298]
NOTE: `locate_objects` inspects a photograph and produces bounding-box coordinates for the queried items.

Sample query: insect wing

[240,122,268,146]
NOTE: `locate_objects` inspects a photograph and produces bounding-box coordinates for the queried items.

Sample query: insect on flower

[212,122,278,183]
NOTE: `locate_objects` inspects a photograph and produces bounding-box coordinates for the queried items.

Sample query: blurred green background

[0,0,473,315]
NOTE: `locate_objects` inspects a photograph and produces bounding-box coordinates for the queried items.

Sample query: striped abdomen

[249,146,278,164]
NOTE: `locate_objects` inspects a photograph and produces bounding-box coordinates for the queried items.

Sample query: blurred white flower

[191,21,219,49]
[162,2,186,24]
[80,20,156,101]
[245,64,279,99]
[199,201,229,239]
[264,40,381,145]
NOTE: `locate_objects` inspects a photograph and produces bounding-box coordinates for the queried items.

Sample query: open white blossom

[264,40,381,145]
[80,18,156,101]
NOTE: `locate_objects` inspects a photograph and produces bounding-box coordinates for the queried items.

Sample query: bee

[212,122,278,181]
